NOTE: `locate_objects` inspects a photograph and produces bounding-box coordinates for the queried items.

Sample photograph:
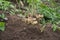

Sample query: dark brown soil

[0,15,60,40]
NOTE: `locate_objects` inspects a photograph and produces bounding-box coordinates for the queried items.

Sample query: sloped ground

[0,15,60,40]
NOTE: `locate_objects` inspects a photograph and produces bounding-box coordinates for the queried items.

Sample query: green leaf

[0,22,5,31]
[52,24,57,31]
[1,13,5,18]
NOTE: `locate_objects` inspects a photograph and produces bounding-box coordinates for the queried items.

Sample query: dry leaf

[20,1,24,7]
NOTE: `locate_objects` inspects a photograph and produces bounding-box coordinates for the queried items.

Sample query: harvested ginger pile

[22,14,44,25]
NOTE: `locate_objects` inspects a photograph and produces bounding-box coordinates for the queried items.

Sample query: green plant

[37,2,60,32]
[0,0,23,31]
[26,0,41,14]
[26,0,60,32]
[0,0,11,10]
[0,13,6,31]
[0,0,14,31]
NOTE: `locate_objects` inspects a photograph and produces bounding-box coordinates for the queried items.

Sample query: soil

[0,15,60,40]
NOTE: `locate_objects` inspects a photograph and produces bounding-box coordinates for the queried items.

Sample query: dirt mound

[0,15,60,40]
